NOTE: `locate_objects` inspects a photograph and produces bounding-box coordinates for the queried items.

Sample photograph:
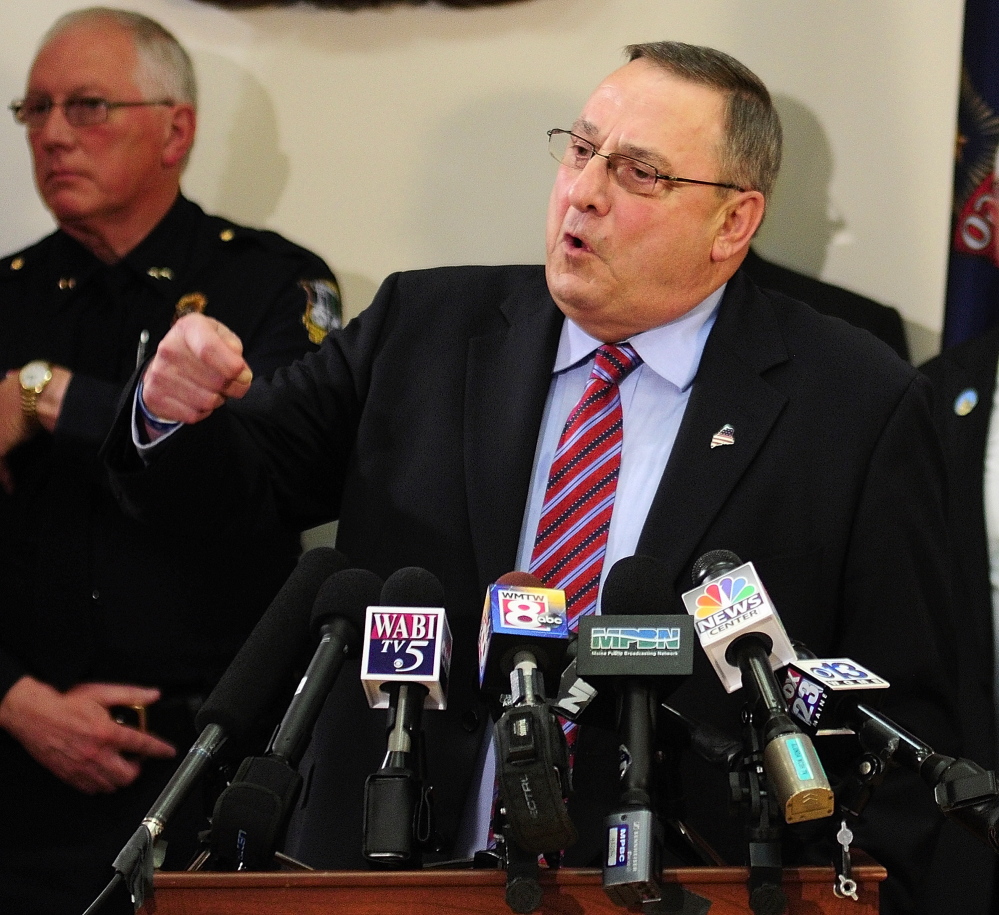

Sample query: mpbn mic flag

[945,0,999,345]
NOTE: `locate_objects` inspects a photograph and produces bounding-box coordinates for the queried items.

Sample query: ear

[161,103,196,170]
[710,190,766,263]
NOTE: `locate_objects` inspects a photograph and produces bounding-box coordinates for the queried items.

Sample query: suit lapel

[637,272,789,588]
[464,276,563,588]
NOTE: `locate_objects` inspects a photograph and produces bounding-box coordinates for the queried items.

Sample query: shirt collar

[553,284,725,392]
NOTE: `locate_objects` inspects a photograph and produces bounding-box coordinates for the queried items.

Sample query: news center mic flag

[945,0,999,345]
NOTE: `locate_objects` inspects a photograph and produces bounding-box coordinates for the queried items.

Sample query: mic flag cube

[575,615,694,679]
[782,658,890,735]
[361,607,451,710]
[478,584,569,694]
[681,559,795,693]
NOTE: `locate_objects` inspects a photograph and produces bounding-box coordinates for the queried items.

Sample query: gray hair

[40,7,197,109]
[625,41,781,199]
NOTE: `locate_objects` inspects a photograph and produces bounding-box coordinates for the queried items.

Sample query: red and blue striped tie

[529,342,642,628]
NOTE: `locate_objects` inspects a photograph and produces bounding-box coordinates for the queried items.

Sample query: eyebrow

[570,118,672,172]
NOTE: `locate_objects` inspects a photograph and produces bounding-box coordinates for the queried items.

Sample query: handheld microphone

[683,550,834,824]
[481,572,577,856]
[362,567,451,866]
[112,547,349,905]
[209,566,378,871]
[585,555,695,907]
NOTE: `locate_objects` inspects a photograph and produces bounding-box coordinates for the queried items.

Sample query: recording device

[683,550,833,824]
[209,566,379,871]
[110,547,349,907]
[480,572,577,857]
[362,567,451,866]
[577,555,694,907]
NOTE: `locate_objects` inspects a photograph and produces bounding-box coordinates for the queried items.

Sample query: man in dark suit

[743,247,910,360]
[106,41,956,914]
[920,328,999,914]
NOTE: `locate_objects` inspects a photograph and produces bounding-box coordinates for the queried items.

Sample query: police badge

[300,277,343,344]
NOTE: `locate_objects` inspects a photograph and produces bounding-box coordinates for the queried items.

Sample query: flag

[944,0,999,346]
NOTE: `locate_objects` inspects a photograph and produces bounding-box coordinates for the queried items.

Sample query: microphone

[111,547,349,905]
[480,572,577,856]
[579,555,695,907]
[478,571,571,701]
[683,550,833,824]
[780,652,999,850]
[362,567,451,866]
[781,655,890,736]
[209,566,380,870]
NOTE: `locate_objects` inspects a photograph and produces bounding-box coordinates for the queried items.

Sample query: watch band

[19,361,53,424]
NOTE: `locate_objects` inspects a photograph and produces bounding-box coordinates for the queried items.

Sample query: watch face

[21,361,51,389]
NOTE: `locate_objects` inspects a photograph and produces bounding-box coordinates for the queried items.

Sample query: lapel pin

[711,424,735,449]
[954,388,978,416]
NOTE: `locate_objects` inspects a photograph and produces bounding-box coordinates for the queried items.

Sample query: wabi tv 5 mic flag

[361,568,451,711]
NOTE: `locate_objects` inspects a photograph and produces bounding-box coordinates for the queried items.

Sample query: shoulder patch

[300,277,343,343]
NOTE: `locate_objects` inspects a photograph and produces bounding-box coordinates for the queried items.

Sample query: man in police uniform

[0,8,339,914]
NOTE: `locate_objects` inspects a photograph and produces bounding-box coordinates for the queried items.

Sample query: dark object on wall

[194,0,531,8]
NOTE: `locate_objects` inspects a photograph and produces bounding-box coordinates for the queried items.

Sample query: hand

[0,676,177,794]
[141,313,253,428]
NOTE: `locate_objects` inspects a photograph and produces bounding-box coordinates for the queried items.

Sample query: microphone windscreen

[601,554,670,617]
[195,547,349,737]
[690,549,741,587]
[380,566,445,608]
[310,567,384,656]
[496,570,545,588]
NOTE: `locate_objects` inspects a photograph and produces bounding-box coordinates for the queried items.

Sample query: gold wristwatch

[19,360,53,424]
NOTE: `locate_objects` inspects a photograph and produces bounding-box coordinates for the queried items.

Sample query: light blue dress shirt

[457,284,724,857]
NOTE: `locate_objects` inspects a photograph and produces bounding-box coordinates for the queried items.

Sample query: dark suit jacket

[919,332,999,915]
[106,264,957,914]
[743,248,910,361]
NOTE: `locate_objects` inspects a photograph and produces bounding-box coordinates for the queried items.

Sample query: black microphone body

[112,547,349,904]
[209,566,378,871]
[363,567,450,867]
[593,555,696,907]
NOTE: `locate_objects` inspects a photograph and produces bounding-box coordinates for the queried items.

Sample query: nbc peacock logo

[692,574,765,635]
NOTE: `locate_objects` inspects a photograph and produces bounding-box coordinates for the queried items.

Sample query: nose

[566,153,612,215]
[32,103,76,148]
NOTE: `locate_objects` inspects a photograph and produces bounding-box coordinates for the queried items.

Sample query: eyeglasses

[547,128,745,196]
[9,96,175,129]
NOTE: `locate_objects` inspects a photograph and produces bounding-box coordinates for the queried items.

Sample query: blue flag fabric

[945,0,999,346]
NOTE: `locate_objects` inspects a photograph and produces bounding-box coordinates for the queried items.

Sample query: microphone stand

[730,705,788,915]
[363,681,438,866]
[838,703,999,854]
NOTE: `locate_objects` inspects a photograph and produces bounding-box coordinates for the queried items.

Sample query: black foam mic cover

[195,546,349,739]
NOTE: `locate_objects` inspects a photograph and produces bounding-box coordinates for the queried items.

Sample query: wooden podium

[141,861,885,914]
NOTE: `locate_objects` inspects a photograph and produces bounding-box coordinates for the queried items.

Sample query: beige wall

[1,0,964,363]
